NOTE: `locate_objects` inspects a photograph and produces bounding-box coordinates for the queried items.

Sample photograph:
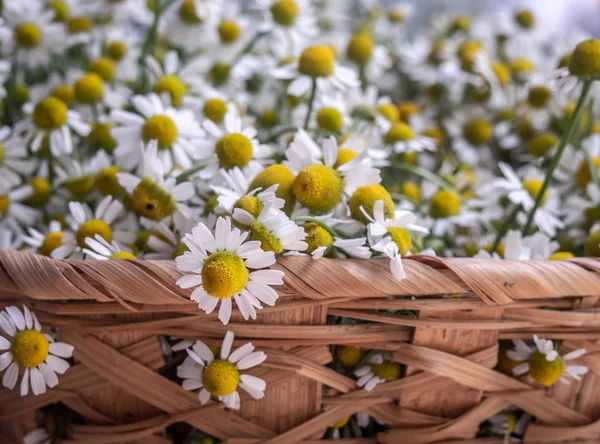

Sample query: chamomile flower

[110,93,204,171]
[0,183,39,230]
[177,330,266,409]
[0,127,37,188]
[175,217,284,324]
[163,0,221,53]
[354,352,401,391]
[0,305,73,396]
[381,120,436,154]
[209,165,273,214]
[445,110,495,165]
[144,222,190,260]
[82,234,137,260]
[508,336,588,386]
[272,44,359,97]
[21,221,65,257]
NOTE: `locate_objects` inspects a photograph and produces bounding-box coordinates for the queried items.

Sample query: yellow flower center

[218,20,241,44]
[178,0,203,24]
[39,231,64,257]
[172,242,189,259]
[463,119,492,146]
[67,16,93,34]
[24,177,51,207]
[203,98,228,123]
[74,73,104,103]
[293,164,343,214]
[349,184,394,223]
[0,195,9,218]
[46,0,70,22]
[387,227,412,255]
[89,123,117,153]
[527,133,557,157]
[298,45,335,78]
[303,222,333,254]
[429,190,461,218]
[403,181,421,204]
[270,0,298,27]
[346,33,373,66]
[492,62,512,87]
[388,10,405,23]
[260,109,279,127]
[76,219,112,248]
[234,195,263,223]
[153,75,187,108]
[528,351,564,387]
[131,176,177,220]
[142,115,178,149]
[334,148,357,168]
[316,107,343,133]
[448,14,470,34]
[522,179,548,206]
[332,416,350,429]
[89,57,116,83]
[215,133,253,169]
[12,85,29,108]
[110,251,136,260]
[107,41,128,61]
[510,57,535,76]
[398,102,420,122]
[210,63,231,86]
[377,103,399,123]
[576,157,600,189]
[514,9,535,29]
[14,23,42,48]
[249,222,283,253]
[549,251,575,260]
[336,345,365,367]
[371,360,401,381]
[11,330,49,368]
[202,358,240,396]
[95,166,123,196]
[51,85,74,104]
[384,122,415,144]
[569,39,600,78]
[250,164,296,215]
[201,251,249,299]
[33,97,68,130]
[497,342,522,375]
[584,229,600,257]
[64,176,95,199]
[528,86,552,108]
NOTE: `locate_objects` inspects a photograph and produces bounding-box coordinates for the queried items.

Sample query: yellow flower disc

[95,166,123,196]
[316,107,343,132]
[522,179,548,206]
[107,40,128,61]
[549,251,575,260]
[51,85,74,104]
[0,195,9,218]
[387,227,412,255]
[178,0,203,24]
[527,133,557,157]
[293,164,343,214]
[298,45,335,78]
[584,229,600,257]
[14,23,41,48]
[33,97,68,130]
[64,176,95,199]
[218,20,241,44]
[203,98,228,123]
[110,251,136,260]
[249,164,296,215]
[215,134,253,169]
[349,184,394,223]
[67,16,92,34]
[153,75,187,108]
[142,115,178,149]
[371,360,401,381]
[131,177,177,220]
[334,148,357,169]
[463,119,492,146]
[576,157,600,189]
[270,0,298,27]
[74,73,104,103]
[11,330,49,368]
[429,190,461,218]
[76,219,112,248]
[303,222,333,254]
[528,351,564,387]
[210,63,231,86]
[336,345,365,367]
[201,251,249,299]
[46,0,70,22]
[233,195,263,222]
[89,123,117,153]
[89,57,116,82]
[528,86,552,108]
[39,231,64,257]
[202,359,240,396]
[569,39,600,78]
[377,103,399,123]
[249,222,283,253]
[24,177,51,207]
[384,122,415,144]
[347,33,373,66]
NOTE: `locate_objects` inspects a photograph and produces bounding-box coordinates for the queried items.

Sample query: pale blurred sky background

[384,0,600,35]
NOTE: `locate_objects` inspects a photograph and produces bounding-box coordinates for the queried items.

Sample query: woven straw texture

[1,249,600,443]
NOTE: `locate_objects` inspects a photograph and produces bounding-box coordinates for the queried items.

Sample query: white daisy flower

[176,217,285,324]
[144,222,188,260]
[0,227,22,249]
[209,165,271,213]
[508,335,588,386]
[333,237,372,259]
[82,234,137,260]
[163,0,221,53]
[0,305,74,396]
[0,127,36,188]
[177,330,266,409]
[110,93,204,171]
[21,220,64,257]
[0,182,39,230]
[354,352,401,391]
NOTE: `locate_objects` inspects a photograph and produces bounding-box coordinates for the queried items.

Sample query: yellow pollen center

[76,219,112,248]
[201,359,240,396]
[349,184,394,223]
[210,63,231,86]
[179,0,203,24]
[107,41,128,61]
[492,62,512,86]
[463,119,492,146]
[96,166,123,196]
[47,1,70,22]
[153,75,187,108]
[89,123,117,153]
[234,195,263,222]
[384,122,415,144]
[515,9,535,29]
[293,164,343,214]
[316,107,343,133]
[569,39,600,78]
[218,20,241,44]
[11,330,49,368]
[203,98,228,123]
[131,176,177,220]
[270,0,298,27]
[33,97,68,130]
[584,229,600,257]
[260,109,279,127]
[0,195,10,218]
[142,115,178,149]
[201,251,249,299]
[74,73,104,103]
[215,133,253,169]
[64,176,95,198]
[522,179,548,206]
[510,57,535,75]
[51,85,74,104]
[13,84,30,108]
[527,133,557,157]
[89,57,116,82]
[249,222,283,253]
[110,251,136,260]
[377,103,399,123]
[370,360,401,381]
[334,148,357,168]
[430,190,461,218]
[298,45,335,78]
[388,10,405,23]
[528,86,552,108]
[14,23,41,48]
[67,16,93,34]
[249,165,296,215]
[528,351,564,387]
[303,222,333,254]
[332,417,350,429]
[40,231,64,256]
[24,177,51,207]
[387,227,412,255]
[403,181,421,204]
[549,251,575,260]
[449,14,471,34]
[347,33,373,66]
[576,157,600,188]
[336,345,365,367]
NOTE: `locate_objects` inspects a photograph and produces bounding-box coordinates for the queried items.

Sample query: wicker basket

[1,249,599,443]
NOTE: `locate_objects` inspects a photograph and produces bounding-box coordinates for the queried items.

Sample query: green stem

[260,124,299,144]
[523,79,593,235]
[491,204,521,253]
[230,31,268,68]
[393,162,461,197]
[175,161,210,184]
[138,0,171,93]
[303,78,317,130]
[47,147,55,189]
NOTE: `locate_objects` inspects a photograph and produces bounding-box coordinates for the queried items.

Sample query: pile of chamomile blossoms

[0,0,598,441]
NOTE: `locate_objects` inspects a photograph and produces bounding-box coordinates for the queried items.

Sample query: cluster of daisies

[0,0,597,441]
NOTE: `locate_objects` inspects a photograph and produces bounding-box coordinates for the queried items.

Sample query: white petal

[39,362,59,388]
[2,362,18,389]
[228,343,254,364]
[192,341,215,363]
[199,388,211,404]
[45,355,70,374]
[20,368,29,396]
[237,351,266,370]
[221,331,234,360]
[6,306,25,331]
[49,342,74,358]
[218,298,232,325]
[0,336,10,350]
[30,367,46,395]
